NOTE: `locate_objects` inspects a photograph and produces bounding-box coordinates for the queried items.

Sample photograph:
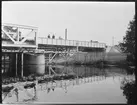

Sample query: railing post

[17,27,19,42]
[47,38,48,44]
[56,39,57,45]
[76,42,79,52]
[42,38,43,44]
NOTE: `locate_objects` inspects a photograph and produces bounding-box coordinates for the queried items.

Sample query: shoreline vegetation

[47,50,130,67]
[2,60,135,86]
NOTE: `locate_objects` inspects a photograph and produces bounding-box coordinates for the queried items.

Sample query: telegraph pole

[112,36,114,46]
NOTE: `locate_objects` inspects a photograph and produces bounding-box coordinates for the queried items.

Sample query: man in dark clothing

[48,34,50,38]
[52,35,55,39]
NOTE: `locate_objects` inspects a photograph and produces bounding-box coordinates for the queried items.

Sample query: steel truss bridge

[2,23,106,53]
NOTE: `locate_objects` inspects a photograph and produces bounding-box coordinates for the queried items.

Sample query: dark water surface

[2,65,135,104]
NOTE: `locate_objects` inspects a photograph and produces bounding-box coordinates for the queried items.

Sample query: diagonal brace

[21,30,34,43]
[49,52,58,63]
[2,30,16,43]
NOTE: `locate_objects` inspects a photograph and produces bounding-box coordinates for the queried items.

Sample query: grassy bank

[49,51,105,66]
[49,51,129,67]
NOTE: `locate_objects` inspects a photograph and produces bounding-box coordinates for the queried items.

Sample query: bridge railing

[37,37,106,48]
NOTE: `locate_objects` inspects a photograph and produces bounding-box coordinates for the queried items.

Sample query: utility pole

[65,28,67,40]
[112,36,114,46]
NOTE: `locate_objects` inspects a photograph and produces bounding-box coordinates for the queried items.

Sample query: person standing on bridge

[48,34,50,38]
[52,34,55,39]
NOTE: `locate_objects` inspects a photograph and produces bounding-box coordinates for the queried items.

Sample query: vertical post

[16,53,18,76]
[35,30,38,50]
[49,53,50,63]
[76,42,79,52]
[15,88,19,102]
[47,38,48,44]
[4,53,5,73]
[49,66,51,76]
[21,53,24,77]
[56,39,57,45]
[34,85,37,100]
[9,53,11,72]
[65,28,67,40]
[17,28,19,42]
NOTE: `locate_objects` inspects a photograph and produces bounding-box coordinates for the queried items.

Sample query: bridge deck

[2,23,106,49]
[37,37,106,48]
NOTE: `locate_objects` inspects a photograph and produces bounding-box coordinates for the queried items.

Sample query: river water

[2,65,135,104]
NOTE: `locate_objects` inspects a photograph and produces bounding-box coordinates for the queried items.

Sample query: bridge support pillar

[21,53,24,77]
[15,53,18,76]
[76,45,79,52]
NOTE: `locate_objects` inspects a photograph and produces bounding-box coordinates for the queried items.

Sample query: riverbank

[48,51,129,68]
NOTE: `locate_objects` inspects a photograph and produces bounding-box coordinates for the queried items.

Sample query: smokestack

[65,28,67,40]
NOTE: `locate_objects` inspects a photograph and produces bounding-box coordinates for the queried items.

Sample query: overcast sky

[2,1,135,46]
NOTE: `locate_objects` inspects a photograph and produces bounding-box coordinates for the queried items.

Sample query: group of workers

[48,34,55,39]
[47,34,63,40]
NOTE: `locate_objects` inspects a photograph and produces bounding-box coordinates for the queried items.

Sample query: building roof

[106,45,123,53]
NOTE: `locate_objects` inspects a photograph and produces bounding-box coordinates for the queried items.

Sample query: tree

[119,15,135,65]
[119,15,137,93]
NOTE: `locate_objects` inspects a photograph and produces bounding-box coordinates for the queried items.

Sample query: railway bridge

[2,23,106,52]
[2,23,106,77]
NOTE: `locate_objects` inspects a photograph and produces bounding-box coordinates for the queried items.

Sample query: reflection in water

[2,65,135,104]
[23,65,45,76]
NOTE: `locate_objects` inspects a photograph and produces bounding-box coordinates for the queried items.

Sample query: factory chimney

[65,28,67,40]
